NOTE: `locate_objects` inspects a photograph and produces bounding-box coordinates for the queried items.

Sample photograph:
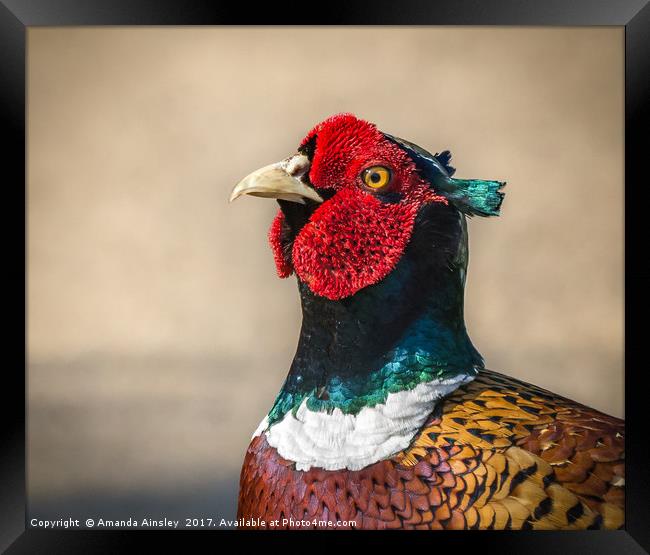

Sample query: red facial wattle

[292,187,420,300]
[268,113,448,300]
[268,211,293,279]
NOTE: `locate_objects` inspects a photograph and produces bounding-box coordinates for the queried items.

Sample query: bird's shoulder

[392,369,624,529]
[238,370,624,529]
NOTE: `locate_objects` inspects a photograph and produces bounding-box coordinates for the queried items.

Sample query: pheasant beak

[229,154,324,205]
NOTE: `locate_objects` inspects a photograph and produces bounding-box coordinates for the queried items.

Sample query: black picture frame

[3,1,648,552]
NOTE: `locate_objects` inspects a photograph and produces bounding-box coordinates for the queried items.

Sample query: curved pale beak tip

[229,155,323,205]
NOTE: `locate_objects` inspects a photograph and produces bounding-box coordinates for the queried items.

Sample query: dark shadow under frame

[2,0,648,552]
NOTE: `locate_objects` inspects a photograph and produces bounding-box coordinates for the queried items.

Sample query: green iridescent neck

[267,316,481,427]
[266,209,483,427]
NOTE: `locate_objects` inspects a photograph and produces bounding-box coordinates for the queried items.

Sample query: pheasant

[230,113,624,530]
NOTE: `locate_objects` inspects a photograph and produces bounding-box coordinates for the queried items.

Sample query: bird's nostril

[285,154,311,178]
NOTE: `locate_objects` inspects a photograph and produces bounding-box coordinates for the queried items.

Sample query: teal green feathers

[438,177,505,217]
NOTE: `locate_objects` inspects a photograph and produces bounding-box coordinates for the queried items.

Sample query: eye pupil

[370,172,381,183]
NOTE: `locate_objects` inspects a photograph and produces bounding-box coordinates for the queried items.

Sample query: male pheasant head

[231,113,504,301]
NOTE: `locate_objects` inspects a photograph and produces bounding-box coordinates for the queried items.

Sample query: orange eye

[362,166,392,190]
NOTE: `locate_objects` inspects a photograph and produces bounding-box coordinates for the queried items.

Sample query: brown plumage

[238,370,624,530]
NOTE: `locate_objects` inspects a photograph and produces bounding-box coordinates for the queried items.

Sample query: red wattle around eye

[291,188,420,300]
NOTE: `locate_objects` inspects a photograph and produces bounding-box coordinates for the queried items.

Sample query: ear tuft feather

[383,132,505,218]
[433,150,456,176]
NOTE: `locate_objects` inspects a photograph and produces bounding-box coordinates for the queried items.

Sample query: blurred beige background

[27,27,623,523]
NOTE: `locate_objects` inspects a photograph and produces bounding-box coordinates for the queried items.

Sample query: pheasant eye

[362,166,392,190]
